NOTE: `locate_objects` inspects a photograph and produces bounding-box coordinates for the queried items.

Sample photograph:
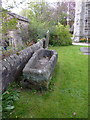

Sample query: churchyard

[2,45,88,118]
[1,0,89,119]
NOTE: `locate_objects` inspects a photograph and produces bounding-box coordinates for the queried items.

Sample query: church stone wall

[73,0,90,42]
[2,11,30,48]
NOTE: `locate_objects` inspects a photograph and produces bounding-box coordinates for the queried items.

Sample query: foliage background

[19,1,74,45]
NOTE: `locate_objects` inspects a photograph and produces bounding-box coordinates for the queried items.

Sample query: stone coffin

[21,48,58,90]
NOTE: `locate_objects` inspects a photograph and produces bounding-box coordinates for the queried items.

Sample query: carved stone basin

[21,48,58,90]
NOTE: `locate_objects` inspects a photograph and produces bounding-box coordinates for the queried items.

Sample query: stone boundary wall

[1,39,46,92]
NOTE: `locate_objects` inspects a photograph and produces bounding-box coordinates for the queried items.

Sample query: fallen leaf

[73,112,77,116]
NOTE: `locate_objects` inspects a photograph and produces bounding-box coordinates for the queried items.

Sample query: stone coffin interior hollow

[30,50,53,69]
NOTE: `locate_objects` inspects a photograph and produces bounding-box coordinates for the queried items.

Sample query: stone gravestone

[46,30,49,49]
[80,47,90,55]
[43,30,50,49]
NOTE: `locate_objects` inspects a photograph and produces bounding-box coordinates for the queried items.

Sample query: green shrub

[49,23,72,46]
[79,38,87,42]
[79,40,87,42]
[29,20,47,43]
[2,85,20,118]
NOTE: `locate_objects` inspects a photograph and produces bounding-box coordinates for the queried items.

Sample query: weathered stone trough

[21,48,58,90]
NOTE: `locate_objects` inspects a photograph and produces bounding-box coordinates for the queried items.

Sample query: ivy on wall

[2,9,18,34]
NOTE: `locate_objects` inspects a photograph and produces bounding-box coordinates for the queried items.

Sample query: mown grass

[8,45,88,118]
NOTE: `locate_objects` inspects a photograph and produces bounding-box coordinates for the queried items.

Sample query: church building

[73,0,90,42]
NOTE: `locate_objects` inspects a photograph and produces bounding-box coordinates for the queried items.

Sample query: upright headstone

[46,30,49,49]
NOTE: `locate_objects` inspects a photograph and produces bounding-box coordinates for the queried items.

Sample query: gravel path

[72,42,90,46]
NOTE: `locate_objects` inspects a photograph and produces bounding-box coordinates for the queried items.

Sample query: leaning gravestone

[20,48,58,90]
[80,47,90,55]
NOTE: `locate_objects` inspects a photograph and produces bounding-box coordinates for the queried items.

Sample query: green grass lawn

[8,45,88,118]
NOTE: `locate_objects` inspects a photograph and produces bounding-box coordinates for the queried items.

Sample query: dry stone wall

[2,39,45,92]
